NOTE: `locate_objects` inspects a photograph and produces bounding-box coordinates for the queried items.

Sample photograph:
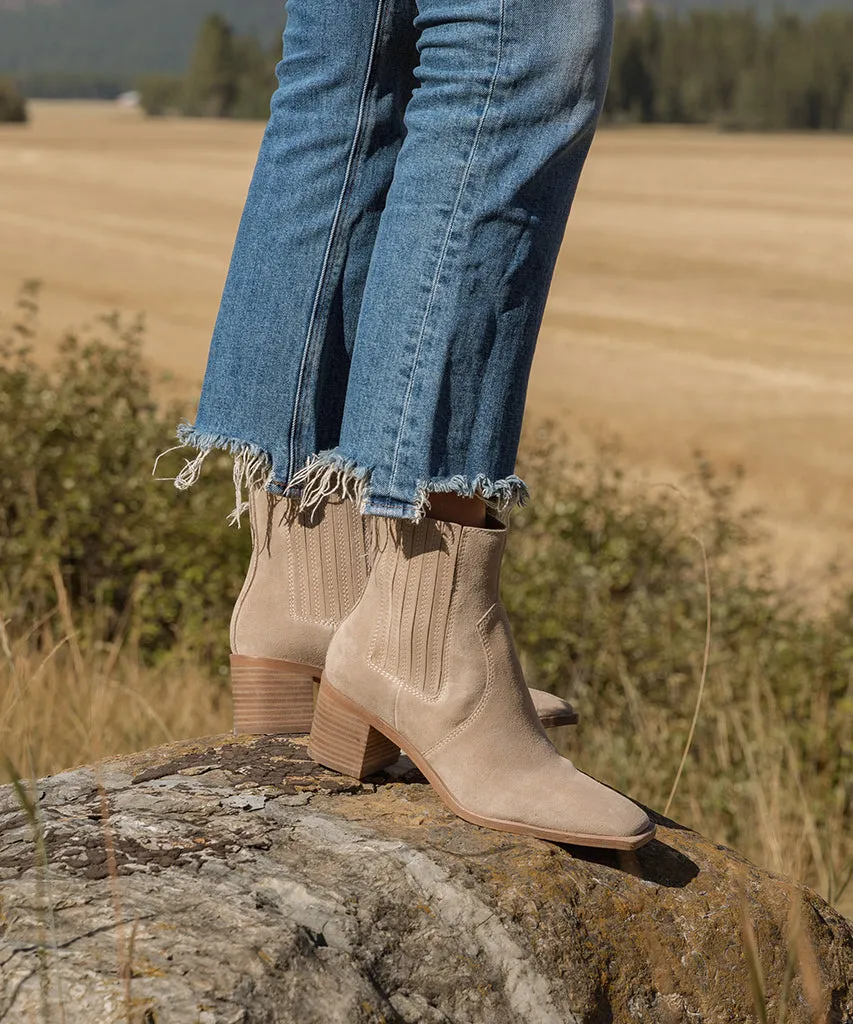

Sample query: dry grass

[0,625,229,784]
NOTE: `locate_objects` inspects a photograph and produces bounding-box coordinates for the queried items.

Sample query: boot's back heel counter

[231,655,319,735]
[309,678,400,779]
[229,577,251,654]
[230,491,264,654]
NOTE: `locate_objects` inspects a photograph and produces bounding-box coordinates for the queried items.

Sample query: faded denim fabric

[175,0,613,520]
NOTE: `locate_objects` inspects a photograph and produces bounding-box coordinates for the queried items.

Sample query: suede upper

[230,491,368,669]
[325,516,652,840]
[230,494,580,729]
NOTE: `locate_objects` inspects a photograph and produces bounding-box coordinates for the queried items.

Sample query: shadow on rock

[561,836,700,888]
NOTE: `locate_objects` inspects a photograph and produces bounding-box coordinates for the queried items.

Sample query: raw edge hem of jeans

[264,449,530,524]
[286,451,430,522]
[160,421,274,526]
[415,473,529,521]
[286,449,373,520]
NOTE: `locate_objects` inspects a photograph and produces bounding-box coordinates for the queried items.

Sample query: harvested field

[1,101,851,580]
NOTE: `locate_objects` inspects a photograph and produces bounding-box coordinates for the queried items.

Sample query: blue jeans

[176,0,613,520]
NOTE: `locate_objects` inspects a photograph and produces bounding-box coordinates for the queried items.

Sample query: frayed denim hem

[155,421,274,526]
[156,430,370,527]
[287,450,372,520]
[288,451,530,522]
[157,429,530,526]
[416,474,529,520]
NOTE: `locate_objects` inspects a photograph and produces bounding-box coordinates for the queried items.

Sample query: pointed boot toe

[530,688,579,728]
[555,769,654,844]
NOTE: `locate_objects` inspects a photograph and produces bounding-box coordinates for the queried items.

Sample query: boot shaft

[231,499,580,733]
[230,490,369,666]
[364,516,507,697]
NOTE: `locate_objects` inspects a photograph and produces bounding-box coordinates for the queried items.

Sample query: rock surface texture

[1,734,851,1024]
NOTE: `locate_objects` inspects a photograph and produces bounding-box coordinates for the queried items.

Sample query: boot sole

[231,655,320,735]
[309,678,655,852]
[539,709,580,728]
[231,657,579,734]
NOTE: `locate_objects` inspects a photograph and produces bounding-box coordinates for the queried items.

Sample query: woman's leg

[176,0,417,504]
[308,0,653,848]
[295,0,614,519]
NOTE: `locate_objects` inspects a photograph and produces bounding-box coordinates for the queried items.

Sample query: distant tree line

[138,15,277,120]
[138,9,853,131]
[0,76,26,123]
[605,9,853,130]
[4,6,853,132]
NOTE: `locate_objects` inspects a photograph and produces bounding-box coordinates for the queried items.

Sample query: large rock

[1,734,851,1023]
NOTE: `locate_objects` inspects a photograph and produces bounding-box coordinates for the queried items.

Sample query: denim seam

[286,0,388,481]
[364,497,420,518]
[387,0,506,497]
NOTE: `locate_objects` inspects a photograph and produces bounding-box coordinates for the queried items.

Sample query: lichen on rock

[1,734,851,1023]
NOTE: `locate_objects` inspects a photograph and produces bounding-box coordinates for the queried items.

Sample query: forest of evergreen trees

[136,9,853,133]
[2,3,851,132]
[606,8,853,129]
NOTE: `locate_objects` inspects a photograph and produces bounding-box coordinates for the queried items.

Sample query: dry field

[1,101,852,580]
[2,103,852,922]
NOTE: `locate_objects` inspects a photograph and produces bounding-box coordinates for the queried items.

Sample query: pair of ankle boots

[230,492,654,850]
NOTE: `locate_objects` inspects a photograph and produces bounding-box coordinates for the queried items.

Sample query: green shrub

[0,77,27,124]
[0,282,249,666]
[137,74,186,117]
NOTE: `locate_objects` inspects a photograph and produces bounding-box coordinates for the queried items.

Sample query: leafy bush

[0,283,249,665]
[0,77,27,124]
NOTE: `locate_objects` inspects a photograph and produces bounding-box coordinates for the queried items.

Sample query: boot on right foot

[310,515,654,851]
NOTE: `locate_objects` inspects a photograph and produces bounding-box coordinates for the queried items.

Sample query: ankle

[425,492,487,528]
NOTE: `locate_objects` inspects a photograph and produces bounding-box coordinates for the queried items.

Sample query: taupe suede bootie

[230,491,369,734]
[230,491,579,735]
[310,516,654,850]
